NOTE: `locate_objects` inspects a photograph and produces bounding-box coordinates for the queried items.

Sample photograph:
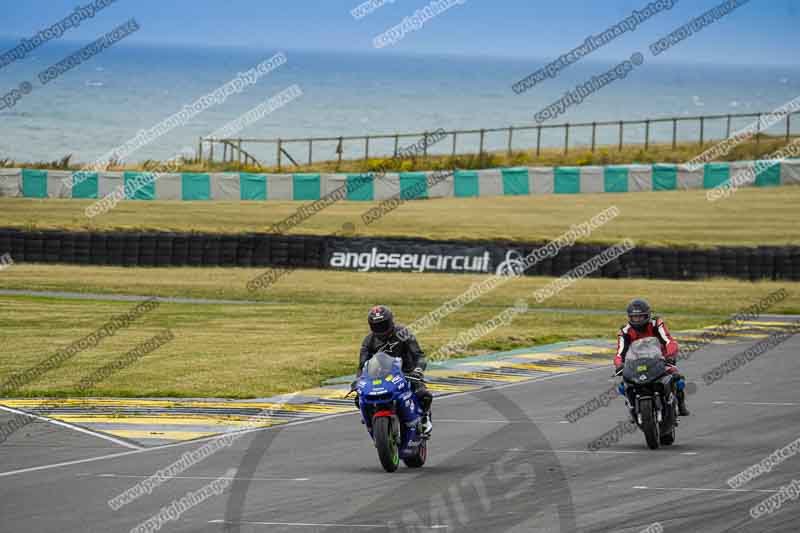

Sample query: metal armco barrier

[0,229,798,281]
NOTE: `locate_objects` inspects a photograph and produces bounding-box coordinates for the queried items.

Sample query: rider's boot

[677,389,690,416]
[420,412,433,436]
[417,391,433,436]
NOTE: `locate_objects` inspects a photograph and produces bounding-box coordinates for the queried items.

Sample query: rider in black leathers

[356,305,433,435]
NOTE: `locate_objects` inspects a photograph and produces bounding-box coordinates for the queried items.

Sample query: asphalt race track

[1,319,799,532]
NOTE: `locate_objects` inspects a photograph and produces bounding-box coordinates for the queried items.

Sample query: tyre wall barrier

[0,228,798,281]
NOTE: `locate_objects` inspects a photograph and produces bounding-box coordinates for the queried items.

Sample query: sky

[0,0,797,65]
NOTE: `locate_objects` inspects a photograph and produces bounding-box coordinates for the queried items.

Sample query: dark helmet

[626,299,651,331]
[368,305,395,339]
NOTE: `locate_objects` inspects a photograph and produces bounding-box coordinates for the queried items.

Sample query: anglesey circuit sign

[329,246,491,273]
[325,237,550,275]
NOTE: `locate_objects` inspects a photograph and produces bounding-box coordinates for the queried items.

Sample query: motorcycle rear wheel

[660,423,676,445]
[373,416,400,472]
[640,398,660,450]
[403,439,427,468]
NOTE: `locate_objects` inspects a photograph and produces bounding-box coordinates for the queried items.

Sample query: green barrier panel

[603,167,628,193]
[400,172,428,200]
[502,168,529,196]
[454,170,479,197]
[293,173,321,201]
[346,174,374,201]
[124,172,155,200]
[652,164,677,191]
[240,173,267,200]
[22,169,47,198]
[703,163,730,189]
[754,161,781,187]
[72,172,98,199]
[182,173,211,201]
[554,167,580,194]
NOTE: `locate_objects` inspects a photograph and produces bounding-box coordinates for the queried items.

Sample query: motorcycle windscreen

[623,338,666,382]
[364,351,402,378]
[627,337,663,360]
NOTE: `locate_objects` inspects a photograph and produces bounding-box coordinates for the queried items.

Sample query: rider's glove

[408,367,425,381]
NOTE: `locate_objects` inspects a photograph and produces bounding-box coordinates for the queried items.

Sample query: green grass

[1,186,798,247]
[9,136,797,174]
[0,265,797,398]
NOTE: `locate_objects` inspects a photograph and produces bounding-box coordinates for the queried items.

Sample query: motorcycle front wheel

[373,416,400,472]
[639,398,660,450]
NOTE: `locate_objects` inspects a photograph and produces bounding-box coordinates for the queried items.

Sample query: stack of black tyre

[0,229,798,281]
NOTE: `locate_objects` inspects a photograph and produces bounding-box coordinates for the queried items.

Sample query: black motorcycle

[620,338,679,449]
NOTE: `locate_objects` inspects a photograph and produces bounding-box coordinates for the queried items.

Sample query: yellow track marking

[461,361,576,372]
[456,372,530,382]
[48,415,284,427]
[100,429,227,441]
[741,321,798,327]
[292,388,352,400]
[424,383,479,393]
[516,354,608,364]
[555,346,615,354]
[512,363,578,373]
[0,399,351,413]
[676,336,738,344]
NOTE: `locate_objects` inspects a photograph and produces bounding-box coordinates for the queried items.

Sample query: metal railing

[198,109,799,171]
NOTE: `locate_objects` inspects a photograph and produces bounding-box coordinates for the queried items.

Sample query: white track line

[713,401,799,406]
[0,404,142,450]
[434,418,569,424]
[87,473,309,481]
[499,448,697,455]
[0,409,351,479]
[632,485,779,493]
[0,367,602,479]
[209,520,448,529]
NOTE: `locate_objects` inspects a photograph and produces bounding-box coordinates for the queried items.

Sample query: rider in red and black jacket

[614,299,690,416]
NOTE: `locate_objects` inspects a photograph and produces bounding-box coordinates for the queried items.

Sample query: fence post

[479,128,485,159]
[564,123,570,155]
[223,142,228,162]
[787,113,792,142]
[365,136,370,162]
[618,121,623,151]
[672,119,677,150]
[277,139,282,172]
[726,114,732,138]
[507,127,514,158]
[699,116,705,146]
[308,139,313,165]
[238,139,242,164]
[591,122,596,152]
[644,120,650,151]
[756,113,761,148]
[452,132,457,157]
[198,138,203,164]
[394,135,399,158]
[423,131,429,158]
[209,141,214,163]
[337,136,343,167]
[536,126,542,157]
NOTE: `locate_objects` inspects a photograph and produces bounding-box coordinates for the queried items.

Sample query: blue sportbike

[351,351,429,472]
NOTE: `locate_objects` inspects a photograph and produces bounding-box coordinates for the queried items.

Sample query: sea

[1,39,798,166]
